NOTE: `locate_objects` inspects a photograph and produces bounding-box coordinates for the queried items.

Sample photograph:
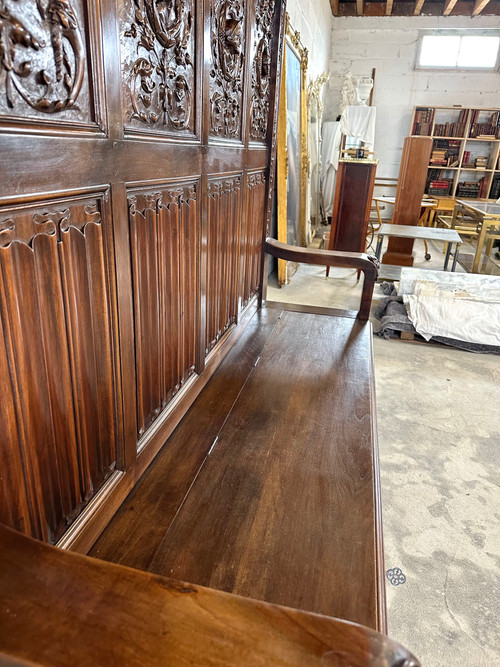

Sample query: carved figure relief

[209,0,244,139]
[124,0,195,134]
[250,0,275,141]
[0,0,87,120]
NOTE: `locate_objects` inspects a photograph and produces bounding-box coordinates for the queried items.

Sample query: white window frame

[415,31,500,72]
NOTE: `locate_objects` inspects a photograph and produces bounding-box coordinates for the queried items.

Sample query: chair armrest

[264,238,379,321]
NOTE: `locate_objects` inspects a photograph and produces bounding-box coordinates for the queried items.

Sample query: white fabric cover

[398,269,500,346]
[321,121,340,218]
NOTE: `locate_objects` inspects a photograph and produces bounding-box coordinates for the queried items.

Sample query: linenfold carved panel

[122,0,196,136]
[128,182,199,439]
[0,0,95,125]
[209,0,245,140]
[250,0,276,141]
[0,191,122,544]
[241,171,266,306]
[206,175,241,353]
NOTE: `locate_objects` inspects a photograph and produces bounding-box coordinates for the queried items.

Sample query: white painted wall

[286,0,332,83]
[326,16,500,178]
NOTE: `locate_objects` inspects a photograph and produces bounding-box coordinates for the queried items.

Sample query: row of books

[413,108,500,138]
[429,139,461,167]
[469,123,500,139]
[433,121,467,138]
[469,110,500,138]
[427,180,453,196]
[489,174,500,200]
[412,107,435,136]
[456,177,488,199]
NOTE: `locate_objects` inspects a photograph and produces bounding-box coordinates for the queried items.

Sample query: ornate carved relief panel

[128,182,199,440]
[0,190,122,543]
[240,171,266,307]
[209,0,245,141]
[206,174,241,353]
[0,0,103,130]
[249,0,276,142]
[121,0,197,138]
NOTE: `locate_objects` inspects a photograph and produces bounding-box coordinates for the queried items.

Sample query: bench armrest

[264,238,379,321]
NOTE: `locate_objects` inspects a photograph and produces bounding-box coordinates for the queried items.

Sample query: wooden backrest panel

[0,0,285,546]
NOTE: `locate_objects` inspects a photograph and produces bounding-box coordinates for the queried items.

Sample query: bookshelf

[409,106,500,199]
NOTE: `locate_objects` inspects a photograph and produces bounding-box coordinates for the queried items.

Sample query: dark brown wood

[327,160,377,279]
[91,306,281,569]
[140,310,384,631]
[0,0,286,547]
[382,136,432,266]
[265,238,379,321]
[0,523,420,667]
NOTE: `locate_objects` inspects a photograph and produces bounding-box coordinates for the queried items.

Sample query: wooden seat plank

[0,524,419,667]
[90,308,282,570]
[147,310,384,630]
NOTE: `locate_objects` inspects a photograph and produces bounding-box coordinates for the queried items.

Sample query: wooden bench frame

[0,240,415,665]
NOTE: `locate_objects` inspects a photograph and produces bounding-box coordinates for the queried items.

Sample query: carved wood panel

[249,0,276,142]
[120,0,197,138]
[209,0,245,141]
[128,182,199,439]
[0,0,102,130]
[206,174,241,353]
[0,0,286,549]
[0,190,122,543]
[240,171,266,307]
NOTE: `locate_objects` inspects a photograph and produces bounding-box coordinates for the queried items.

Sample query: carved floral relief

[250,0,275,141]
[0,0,88,121]
[209,0,244,139]
[123,0,195,134]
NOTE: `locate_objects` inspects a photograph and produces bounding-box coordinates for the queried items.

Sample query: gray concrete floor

[267,236,500,667]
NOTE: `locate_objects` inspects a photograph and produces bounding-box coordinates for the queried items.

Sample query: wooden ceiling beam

[414,0,426,15]
[386,0,394,15]
[357,0,364,16]
[443,0,459,15]
[472,0,491,15]
[330,0,340,16]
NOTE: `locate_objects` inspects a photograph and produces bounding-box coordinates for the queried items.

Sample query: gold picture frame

[276,15,308,286]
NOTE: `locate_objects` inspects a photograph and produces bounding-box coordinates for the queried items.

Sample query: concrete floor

[267,237,500,667]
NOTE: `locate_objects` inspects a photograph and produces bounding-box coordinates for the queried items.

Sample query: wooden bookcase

[409,106,500,199]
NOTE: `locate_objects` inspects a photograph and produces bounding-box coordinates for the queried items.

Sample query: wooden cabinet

[410,105,500,198]
[326,160,377,270]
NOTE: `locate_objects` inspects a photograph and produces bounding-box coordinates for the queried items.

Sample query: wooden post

[382,136,432,266]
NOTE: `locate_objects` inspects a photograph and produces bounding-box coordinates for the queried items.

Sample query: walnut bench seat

[91,241,386,633]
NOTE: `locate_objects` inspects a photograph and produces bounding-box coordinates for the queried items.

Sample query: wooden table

[455,200,500,273]
[375,223,462,271]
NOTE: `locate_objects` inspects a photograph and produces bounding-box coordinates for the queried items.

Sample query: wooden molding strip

[386,0,394,15]
[356,0,364,15]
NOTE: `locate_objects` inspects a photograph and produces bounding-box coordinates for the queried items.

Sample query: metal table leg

[451,243,460,272]
[444,241,452,270]
[375,234,383,260]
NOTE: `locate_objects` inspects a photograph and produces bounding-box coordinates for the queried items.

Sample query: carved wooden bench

[0,241,418,665]
[89,243,386,627]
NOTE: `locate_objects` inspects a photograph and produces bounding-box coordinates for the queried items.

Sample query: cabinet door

[0,0,285,545]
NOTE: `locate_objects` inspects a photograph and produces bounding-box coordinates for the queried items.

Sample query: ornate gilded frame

[276,15,308,286]
[307,73,330,238]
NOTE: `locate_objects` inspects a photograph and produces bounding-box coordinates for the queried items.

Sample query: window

[418,35,500,69]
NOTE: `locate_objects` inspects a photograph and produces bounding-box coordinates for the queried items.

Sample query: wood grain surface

[144,310,384,630]
[0,523,420,667]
